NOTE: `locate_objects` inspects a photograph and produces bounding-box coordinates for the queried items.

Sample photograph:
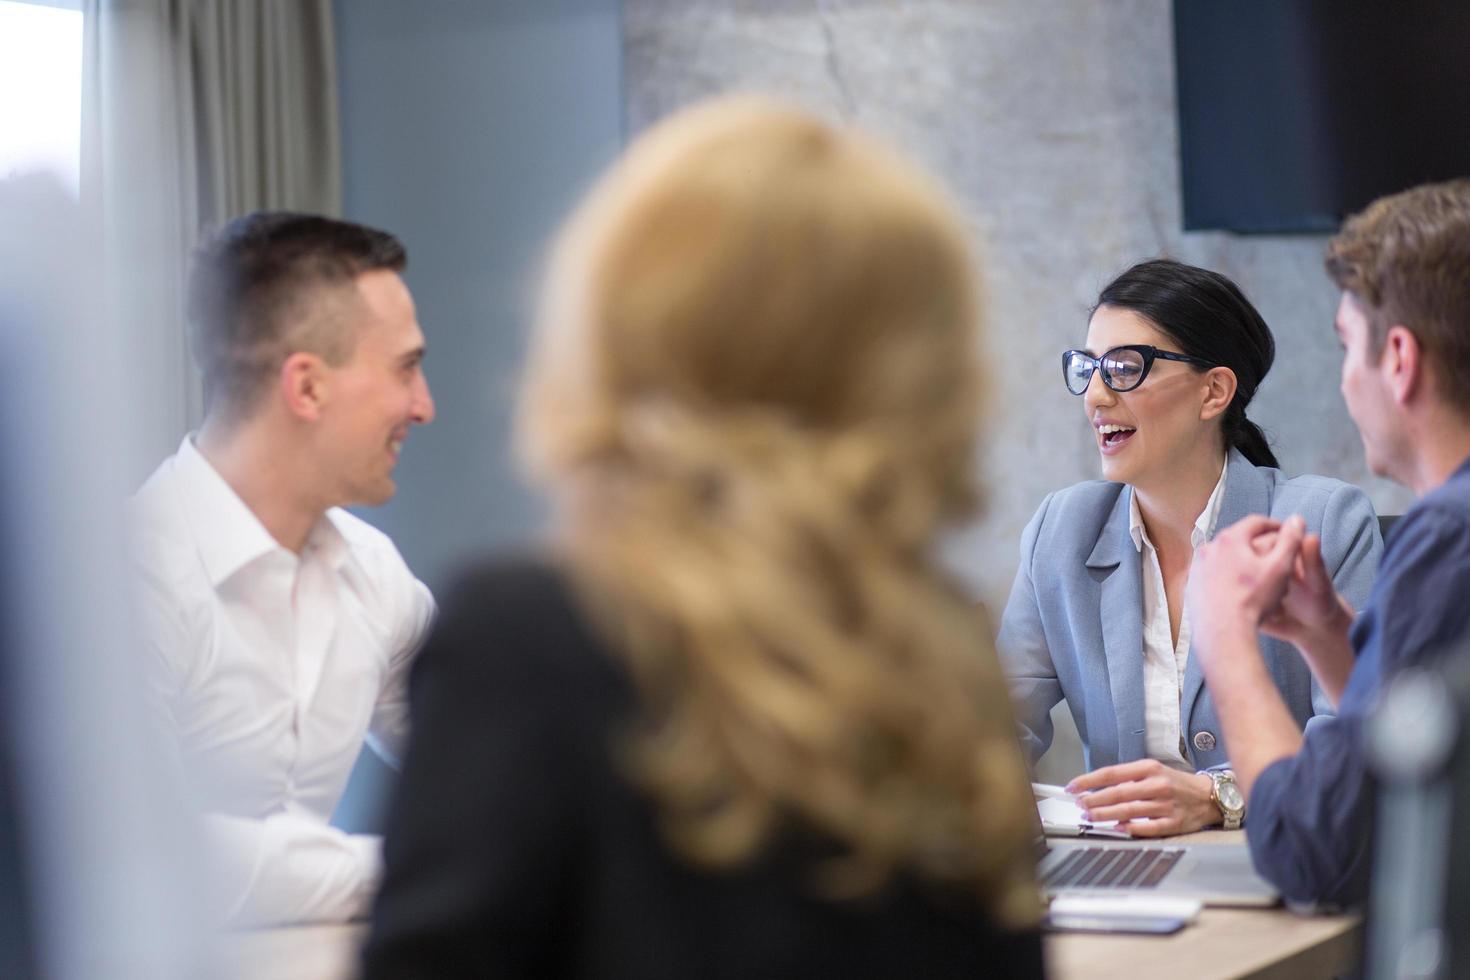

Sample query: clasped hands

[1188,514,1354,656]
[1188,513,1357,703]
[1067,514,1355,837]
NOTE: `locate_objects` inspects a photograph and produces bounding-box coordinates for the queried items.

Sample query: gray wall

[334,0,624,593]
[626,0,1414,780]
[331,0,623,829]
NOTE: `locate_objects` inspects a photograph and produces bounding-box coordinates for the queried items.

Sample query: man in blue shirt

[1181,179,1470,906]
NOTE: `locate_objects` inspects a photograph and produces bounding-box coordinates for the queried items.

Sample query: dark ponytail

[1224,414,1276,470]
[1094,258,1279,469]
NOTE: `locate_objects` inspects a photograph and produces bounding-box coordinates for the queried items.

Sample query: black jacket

[362,557,1044,979]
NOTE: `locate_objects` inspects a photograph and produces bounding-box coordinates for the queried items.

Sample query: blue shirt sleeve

[1247,716,1373,906]
[1246,497,1470,906]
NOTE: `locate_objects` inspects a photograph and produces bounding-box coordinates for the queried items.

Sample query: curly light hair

[519,97,1038,925]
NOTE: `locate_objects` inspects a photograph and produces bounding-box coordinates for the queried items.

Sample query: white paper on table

[1034,784,1128,837]
[1049,894,1202,921]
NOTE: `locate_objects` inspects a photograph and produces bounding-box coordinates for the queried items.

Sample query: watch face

[1219,781,1245,812]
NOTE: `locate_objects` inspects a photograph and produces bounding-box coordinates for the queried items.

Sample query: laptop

[1038,839,1278,907]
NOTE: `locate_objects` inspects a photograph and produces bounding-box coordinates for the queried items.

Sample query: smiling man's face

[1334,291,1399,482]
[317,269,436,507]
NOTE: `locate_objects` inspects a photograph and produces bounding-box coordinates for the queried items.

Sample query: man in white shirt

[130,212,437,927]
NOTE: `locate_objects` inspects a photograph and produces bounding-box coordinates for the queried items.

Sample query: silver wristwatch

[1204,769,1245,830]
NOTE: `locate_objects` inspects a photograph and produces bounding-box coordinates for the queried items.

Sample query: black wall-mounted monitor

[1173,0,1470,234]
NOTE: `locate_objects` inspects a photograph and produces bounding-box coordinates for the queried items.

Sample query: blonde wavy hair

[519,97,1039,925]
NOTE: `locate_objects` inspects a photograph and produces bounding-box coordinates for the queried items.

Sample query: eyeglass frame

[1060,344,1218,396]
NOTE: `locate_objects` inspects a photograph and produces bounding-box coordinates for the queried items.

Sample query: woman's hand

[1066,760,1219,837]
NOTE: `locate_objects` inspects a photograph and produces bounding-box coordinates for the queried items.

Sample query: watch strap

[1198,769,1244,830]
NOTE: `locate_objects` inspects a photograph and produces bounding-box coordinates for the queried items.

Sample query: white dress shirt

[130,436,435,927]
[1128,462,1227,771]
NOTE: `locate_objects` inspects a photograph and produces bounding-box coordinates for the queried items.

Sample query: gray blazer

[997,449,1382,773]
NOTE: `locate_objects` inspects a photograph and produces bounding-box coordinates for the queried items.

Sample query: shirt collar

[306,510,352,573]
[1128,459,1230,553]
[176,435,348,586]
[1452,451,1470,484]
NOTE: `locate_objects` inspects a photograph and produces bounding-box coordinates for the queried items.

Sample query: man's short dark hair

[186,211,407,420]
[1325,179,1470,416]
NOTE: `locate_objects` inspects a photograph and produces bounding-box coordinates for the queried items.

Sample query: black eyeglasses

[1061,344,1216,396]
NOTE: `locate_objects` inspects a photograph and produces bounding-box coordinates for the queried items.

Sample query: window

[0,0,84,195]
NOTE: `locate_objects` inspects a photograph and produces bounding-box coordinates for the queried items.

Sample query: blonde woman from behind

[363,97,1043,980]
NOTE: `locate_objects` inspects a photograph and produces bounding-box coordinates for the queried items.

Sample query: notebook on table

[1035,783,1130,839]
[1039,840,1277,907]
[1033,784,1278,907]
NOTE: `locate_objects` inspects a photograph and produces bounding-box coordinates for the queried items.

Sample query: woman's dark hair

[1094,258,1279,469]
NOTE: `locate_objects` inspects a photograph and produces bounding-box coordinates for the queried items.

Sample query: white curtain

[82,0,342,478]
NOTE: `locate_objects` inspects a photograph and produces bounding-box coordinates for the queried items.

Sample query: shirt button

[1193,731,1217,752]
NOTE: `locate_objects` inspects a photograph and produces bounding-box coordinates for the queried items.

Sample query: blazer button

[1193,731,1217,752]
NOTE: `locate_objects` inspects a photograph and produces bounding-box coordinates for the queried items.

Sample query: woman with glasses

[362,98,1043,978]
[998,258,1381,837]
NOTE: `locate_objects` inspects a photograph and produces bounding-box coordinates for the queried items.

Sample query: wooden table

[219,922,367,980]
[222,831,1360,980]
[1046,830,1361,980]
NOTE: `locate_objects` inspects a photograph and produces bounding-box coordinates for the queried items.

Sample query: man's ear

[1383,325,1422,406]
[1199,365,1238,423]
[280,352,328,421]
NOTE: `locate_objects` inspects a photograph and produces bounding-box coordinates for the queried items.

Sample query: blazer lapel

[1181,450,1274,723]
[1086,486,1147,763]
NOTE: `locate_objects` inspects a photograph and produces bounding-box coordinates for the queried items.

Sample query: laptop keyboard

[1042,846,1184,889]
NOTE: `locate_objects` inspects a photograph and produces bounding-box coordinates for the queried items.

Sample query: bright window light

[0,0,84,195]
